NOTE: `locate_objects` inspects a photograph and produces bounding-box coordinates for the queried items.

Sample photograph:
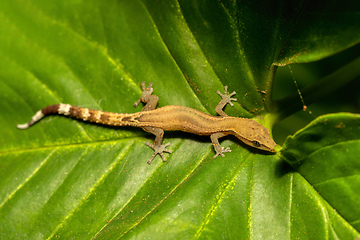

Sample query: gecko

[17,82,277,164]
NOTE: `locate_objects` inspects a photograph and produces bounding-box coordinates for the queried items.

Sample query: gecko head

[232,120,277,153]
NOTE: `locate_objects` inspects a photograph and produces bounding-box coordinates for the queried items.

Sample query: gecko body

[18,83,277,164]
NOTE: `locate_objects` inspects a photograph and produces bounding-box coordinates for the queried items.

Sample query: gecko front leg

[211,86,237,158]
[215,86,237,117]
[210,132,231,158]
[134,82,173,164]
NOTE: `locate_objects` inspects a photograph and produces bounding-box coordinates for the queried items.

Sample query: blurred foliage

[273,44,360,144]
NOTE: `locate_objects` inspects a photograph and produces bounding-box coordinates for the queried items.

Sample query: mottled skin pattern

[17,82,277,164]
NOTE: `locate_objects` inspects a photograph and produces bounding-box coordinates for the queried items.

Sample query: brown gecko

[17,82,277,164]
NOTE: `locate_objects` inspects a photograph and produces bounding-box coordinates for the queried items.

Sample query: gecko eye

[252,141,260,147]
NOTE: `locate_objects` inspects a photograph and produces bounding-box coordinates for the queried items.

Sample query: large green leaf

[280,113,360,237]
[0,0,359,239]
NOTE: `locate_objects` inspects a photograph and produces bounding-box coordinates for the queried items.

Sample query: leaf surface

[0,0,359,239]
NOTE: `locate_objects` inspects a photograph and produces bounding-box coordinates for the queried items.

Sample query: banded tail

[17,103,134,129]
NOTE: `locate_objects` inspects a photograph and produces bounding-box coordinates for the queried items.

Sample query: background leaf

[0,0,359,239]
[280,113,360,237]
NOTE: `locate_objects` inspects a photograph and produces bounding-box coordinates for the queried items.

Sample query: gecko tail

[17,103,135,129]
[17,122,34,129]
[17,104,61,129]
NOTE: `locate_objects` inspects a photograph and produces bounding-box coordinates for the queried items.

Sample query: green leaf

[274,1,360,65]
[280,113,360,164]
[1,0,360,239]
[274,57,360,120]
[280,113,360,236]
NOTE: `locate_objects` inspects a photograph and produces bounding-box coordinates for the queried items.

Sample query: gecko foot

[145,141,173,164]
[213,147,231,158]
[134,82,154,107]
[216,86,237,106]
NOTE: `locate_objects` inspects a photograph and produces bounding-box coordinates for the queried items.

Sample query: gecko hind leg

[215,86,237,117]
[145,142,172,164]
[143,127,173,164]
[134,82,159,111]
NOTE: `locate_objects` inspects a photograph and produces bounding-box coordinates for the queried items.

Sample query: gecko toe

[145,141,172,163]
[147,154,157,165]
[213,147,231,158]
[159,153,167,162]
[223,147,231,153]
